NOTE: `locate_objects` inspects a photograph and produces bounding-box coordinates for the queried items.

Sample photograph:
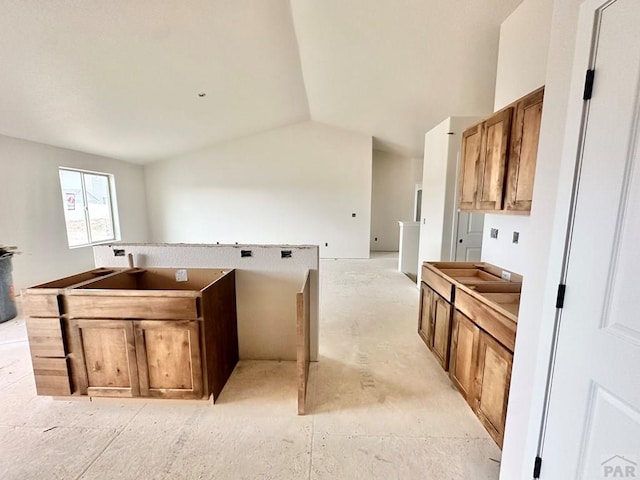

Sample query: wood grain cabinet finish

[431,294,452,371]
[457,86,544,214]
[24,268,238,402]
[134,320,203,399]
[476,108,513,211]
[22,268,122,396]
[419,262,521,447]
[418,283,435,348]
[474,331,513,448]
[458,124,483,211]
[418,281,453,371]
[449,310,480,406]
[505,87,545,212]
[68,319,140,398]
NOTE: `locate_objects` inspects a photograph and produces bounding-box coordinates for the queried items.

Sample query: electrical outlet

[175,269,188,282]
[490,228,499,239]
[501,270,511,281]
[512,231,520,244]
[113,249,125,257]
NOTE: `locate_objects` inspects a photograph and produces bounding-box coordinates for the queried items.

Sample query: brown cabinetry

[458,87,544,214]
[431,294,452,370]
[449,310,480,406]
[23,268,238,402]
[135,320,203,399]
[418,262,520,447]
[476,108,513,211]
[475,331,513,448]
[418,283,434,347]
[505,87,545,212]
[459,124,483,210]
[22,268,120,396]
[418,269,455,371]
[69,319,140,398]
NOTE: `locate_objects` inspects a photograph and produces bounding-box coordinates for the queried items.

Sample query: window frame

[58,167,120,248]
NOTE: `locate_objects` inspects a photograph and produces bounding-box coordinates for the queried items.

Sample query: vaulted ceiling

[0,0,522,163]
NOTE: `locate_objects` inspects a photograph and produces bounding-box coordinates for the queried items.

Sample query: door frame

[499,1,619,478]
[536,0,616,457]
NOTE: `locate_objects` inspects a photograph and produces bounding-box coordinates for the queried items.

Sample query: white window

[58,168,118,247]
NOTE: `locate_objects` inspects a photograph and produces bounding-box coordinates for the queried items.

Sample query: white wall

[370,150,422,251]
[480,0,554,276]
[144,121,372,259]
[0,134,149,290]
[500,0,583,478]
[94,243,319,361]
[418,116,484,268]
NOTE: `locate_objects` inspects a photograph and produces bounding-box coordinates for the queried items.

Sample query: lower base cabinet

[135,320,203,399]
[69,318,205,400]
[449,311,514,447]
[418,282,453,370]
[418,284,434,347]
[431,295,452,370]
[475,331,513,448]
[449,311,480,406]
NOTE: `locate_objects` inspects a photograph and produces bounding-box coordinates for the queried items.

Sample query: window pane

[59,169,89,246]
[84,173,114,242]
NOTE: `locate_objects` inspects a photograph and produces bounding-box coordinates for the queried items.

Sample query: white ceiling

[0,0,522,163]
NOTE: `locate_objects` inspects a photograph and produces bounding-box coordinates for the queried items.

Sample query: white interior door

[540,1,640,478]
[454,212,484,262]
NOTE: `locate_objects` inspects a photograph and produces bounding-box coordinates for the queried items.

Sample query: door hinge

[556,284,566,309]
[533,456,542,479]
[583,69,595,100]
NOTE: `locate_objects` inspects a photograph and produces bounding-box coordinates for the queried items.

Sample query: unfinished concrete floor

[0,252,500,479]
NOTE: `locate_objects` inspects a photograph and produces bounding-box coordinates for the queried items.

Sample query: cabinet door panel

[477,108,513,211]
[458,125,483,210]
[505,87,544,212]
[475,331,513,447]
[69,319,139,397]
[135,320,203,399]
[418,283,435,347]
[449,311,480,405]
[432,296,452,370]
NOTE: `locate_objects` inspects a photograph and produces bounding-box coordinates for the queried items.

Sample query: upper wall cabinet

[458,86,544,215]
[504,87,545,212]
[476,108,513,211]
[459,124,483,210]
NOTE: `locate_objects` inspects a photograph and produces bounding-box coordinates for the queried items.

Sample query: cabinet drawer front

[455,288,516,352]
[66,295,199,320]
[31,357,71,396]
[23,292,60,318]
[26,317,66,357]
[422,267,454,302]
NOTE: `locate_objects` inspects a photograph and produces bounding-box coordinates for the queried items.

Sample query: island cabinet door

[474,331,513,448]
[133,320,204,400]
[449,310,480,406]
[68,319,140,397]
